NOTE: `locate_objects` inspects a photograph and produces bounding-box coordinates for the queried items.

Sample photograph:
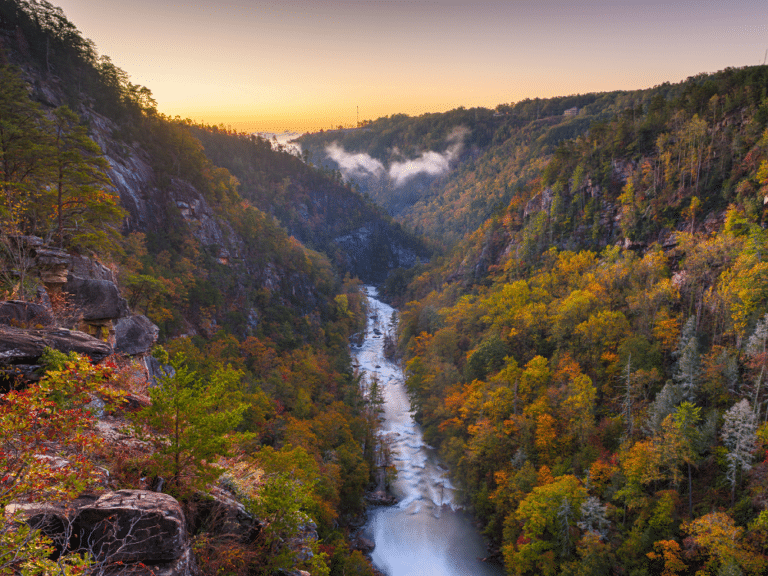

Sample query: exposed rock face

[69,255,118,283]
[115,315,159,356]
[0,300,55,327]
[76,491,189,565]
[64,276,129,322]
[22,490,196,576]
[197,486,261,544]
[0,325,112,364]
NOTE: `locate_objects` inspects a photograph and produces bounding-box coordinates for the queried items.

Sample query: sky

[51,0,768,133]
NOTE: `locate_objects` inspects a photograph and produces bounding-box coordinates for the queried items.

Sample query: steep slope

[0,4,387,575]
[189,125,431,283]
[297,85,686,244]
[389,65,768,575]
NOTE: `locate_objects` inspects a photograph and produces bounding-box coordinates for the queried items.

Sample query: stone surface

[0,300,54,327]
[198,486,261,544]
[64,276,129,321]
[0,325,112,364]
[115,315,159,356]
[76,490,188,564]
[69,255,117,283]
[19,490,196,576]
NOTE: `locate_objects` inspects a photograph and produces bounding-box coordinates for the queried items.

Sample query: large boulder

[194,486,261,544]
[76,491,189,565]
[20,490,196,576]
[115,315,159,356]
[64,276,129,322]
[69,255,117,283]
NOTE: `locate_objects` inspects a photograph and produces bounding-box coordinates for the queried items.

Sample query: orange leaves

[647,540,687,576]
[653,308,680,353]
[683,511,766,575]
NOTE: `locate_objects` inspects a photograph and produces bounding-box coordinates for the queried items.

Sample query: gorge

[352,288,503,576]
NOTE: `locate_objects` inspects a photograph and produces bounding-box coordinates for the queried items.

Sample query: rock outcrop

[64,276,129,323]
[0,300,55,327]
[22,490,196,576]
[0,324,112,364]
[115,315,160,356]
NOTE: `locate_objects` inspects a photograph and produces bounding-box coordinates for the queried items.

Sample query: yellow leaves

[520,355,550,402]
[683,511,766,575]
[647,540,687,576]
[653,308,681,353]
[718,252,768,339]
[562,373,597,445]
[620,439,663,489]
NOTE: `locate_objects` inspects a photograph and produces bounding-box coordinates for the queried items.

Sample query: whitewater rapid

[352,287,503,576]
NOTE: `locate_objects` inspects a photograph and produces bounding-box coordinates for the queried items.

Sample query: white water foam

[353,287,504,576]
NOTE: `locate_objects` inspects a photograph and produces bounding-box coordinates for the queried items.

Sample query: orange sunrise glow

[51,0,768,133]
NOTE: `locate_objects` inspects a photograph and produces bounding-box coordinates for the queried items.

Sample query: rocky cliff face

[0,241,158,386]
[334,222,424,283]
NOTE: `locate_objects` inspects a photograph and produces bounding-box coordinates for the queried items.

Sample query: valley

[2,1,768,575]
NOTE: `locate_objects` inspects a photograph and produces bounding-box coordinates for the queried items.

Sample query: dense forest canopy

[0,2,398,574]
[5,0,768,575]
[382,64,768,576]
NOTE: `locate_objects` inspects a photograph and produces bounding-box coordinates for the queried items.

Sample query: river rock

[365,490,397,506]
[352,534,375,553]
[115,315,159,356]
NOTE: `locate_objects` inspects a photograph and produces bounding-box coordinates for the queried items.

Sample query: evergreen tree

[673,316,701,403]
[132,356,248,495]
[0,65,51,238]
[47,105,124,250]
[578,496,610,540]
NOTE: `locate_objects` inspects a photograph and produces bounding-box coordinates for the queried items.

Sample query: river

[351,287,504,576]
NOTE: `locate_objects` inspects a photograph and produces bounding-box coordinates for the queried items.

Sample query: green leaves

[131,356,247,496]
[0,65,125,254]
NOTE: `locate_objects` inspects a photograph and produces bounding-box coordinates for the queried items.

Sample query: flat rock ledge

[0,324,112,364]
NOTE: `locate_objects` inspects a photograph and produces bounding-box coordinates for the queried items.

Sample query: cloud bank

[325,127,469,187]
[389,126,469,187]
[326,142,385,179]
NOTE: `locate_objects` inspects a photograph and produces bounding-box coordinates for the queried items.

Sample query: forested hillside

[388,66,768,575]
[297,84,687,244]
[189,124,430,283]
[0,1,391,574]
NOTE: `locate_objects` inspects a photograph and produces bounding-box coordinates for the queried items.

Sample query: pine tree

[644,381,683,436]
[132,356,248,495]
[47,105,124,251]
[673,316,701,403]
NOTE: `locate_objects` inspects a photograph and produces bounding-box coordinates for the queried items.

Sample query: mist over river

[352,287,504,576]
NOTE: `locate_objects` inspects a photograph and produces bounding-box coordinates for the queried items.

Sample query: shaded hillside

[189,125,431,283]
[0,3,389,575]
